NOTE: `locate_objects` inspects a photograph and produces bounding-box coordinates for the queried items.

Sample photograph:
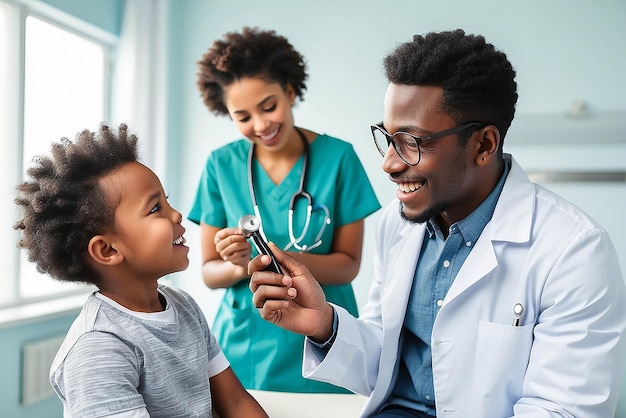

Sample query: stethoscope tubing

[247,128,330,252]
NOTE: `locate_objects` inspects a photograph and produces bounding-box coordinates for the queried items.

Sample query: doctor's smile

[394,177,426,195]
[394,177,428,207]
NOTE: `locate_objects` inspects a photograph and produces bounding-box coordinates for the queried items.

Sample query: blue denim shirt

[386,161,510,415]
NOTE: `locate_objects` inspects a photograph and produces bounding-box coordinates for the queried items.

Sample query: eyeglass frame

[371,121,486,166]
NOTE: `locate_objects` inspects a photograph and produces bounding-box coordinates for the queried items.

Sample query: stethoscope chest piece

[238,214,283,274]
[239,214,260,238]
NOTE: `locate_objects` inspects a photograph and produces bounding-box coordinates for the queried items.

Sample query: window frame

[1,0,119,320]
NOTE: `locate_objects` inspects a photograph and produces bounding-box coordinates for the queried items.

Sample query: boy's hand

[214,227,251,269]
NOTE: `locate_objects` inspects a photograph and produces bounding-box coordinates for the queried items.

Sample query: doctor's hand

[249,243,335,343]
[214,227,252,270]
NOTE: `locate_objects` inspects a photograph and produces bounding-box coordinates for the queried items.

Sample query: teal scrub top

[189,134,381,393]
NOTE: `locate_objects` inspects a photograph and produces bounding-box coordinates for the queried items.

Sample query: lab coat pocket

[473,320,534,416]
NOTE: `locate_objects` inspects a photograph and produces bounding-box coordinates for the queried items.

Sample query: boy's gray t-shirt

[50,285,228,418]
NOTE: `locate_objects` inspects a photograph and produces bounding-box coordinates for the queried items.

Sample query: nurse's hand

[249,243,335,342]
[214,227,252,270]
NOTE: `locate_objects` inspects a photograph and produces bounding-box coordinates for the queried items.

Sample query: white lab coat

[303,156,626,417]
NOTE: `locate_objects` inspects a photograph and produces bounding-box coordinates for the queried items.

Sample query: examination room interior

[1,0,625,416]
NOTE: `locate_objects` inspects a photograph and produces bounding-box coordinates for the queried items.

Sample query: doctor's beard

[398,200,451,225]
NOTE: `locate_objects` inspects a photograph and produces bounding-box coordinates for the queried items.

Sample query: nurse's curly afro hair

[383,29,518,143]
[196,26,307,116]
[13,123,138,285]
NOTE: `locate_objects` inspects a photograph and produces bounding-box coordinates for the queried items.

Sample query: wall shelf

[506,111,626,145]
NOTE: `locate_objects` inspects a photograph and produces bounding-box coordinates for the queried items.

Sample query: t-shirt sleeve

[207,347,230,378]
[187,152,226,227]
[54,332,146,417]
[333,143,381,227]
[97,408,151,418]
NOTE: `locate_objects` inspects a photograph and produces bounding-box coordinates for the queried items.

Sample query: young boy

[14,123,268,418]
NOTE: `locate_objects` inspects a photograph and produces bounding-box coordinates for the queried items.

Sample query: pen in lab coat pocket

[512,303,524,326]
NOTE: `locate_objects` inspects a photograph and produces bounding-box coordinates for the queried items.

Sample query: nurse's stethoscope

[247,128,331,252]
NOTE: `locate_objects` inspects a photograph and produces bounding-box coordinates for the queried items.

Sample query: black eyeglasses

[371,122,486,166]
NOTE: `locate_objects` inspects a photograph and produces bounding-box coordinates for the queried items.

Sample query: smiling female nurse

[188,27,381,393]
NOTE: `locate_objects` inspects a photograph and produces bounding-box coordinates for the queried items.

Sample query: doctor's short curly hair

[13,123,138,285]
[384,29,518,143]
[196,26,308,116]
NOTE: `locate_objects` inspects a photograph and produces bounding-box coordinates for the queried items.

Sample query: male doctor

[249,29,626,417]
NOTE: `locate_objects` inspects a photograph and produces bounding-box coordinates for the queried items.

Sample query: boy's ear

[88,235,123,266]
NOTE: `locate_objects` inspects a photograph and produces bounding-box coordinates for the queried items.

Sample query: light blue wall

[169,0,626,321]
[3,1,625,417]
[39,0,124,34]
[166,0,626,416]
[0,314,78,418]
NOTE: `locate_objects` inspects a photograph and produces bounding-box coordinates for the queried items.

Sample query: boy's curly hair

[383,29,518,146]
[196,26,307,116]
[14,123,138,285]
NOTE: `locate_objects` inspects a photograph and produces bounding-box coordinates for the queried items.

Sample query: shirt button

[466,241,472,247]
[443,260,450,268]
[436,299,443,307]
[433,340,441,347]
[425,395,431,401]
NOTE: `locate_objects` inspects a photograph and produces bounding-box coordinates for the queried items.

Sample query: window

[1,0,117,310]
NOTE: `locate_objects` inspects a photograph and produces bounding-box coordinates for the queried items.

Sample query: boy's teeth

[173,236,184,245]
